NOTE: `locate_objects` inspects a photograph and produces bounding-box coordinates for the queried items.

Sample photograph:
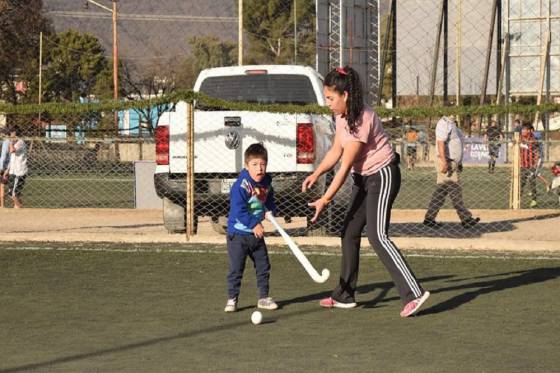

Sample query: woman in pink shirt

[302,66,429,317]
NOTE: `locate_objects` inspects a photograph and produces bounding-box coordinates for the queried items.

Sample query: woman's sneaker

[224,298,237,312]
[257,297,278,310]
[400,291,430,317]
[319,297,357,309]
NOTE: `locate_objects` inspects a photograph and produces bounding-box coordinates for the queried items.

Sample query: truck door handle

[224,117,241,127]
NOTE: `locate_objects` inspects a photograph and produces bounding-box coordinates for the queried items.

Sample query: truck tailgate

[170,110,301,174]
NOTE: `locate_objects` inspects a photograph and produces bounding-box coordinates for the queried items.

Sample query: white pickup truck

[154,65,343,233]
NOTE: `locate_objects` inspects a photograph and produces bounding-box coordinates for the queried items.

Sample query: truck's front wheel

[163,197,186,233]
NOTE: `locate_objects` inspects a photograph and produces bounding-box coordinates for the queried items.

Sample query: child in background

[484,120,503,173]
[0,127,10,208]
[5,126,28,209]
[549,162,560,205]
[519,124,540,207]
[224,143,278,313]
[404,125,419,170]
[532,130,551,191]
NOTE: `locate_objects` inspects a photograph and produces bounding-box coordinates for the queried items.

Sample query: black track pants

[331,161,424,305]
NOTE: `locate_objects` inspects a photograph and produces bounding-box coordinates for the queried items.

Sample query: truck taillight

[297,122,314,164]
[155,125,169,165]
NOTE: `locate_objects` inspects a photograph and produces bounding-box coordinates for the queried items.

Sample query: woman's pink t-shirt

[335,106,394,176]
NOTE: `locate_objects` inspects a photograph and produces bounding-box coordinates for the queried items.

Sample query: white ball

[251,311,263,325]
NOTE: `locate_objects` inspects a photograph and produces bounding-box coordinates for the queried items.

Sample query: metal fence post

[510,131,520,210]
[186,102,195,240]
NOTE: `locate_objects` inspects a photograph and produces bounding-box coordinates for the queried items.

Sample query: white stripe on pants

[332,161,423,304]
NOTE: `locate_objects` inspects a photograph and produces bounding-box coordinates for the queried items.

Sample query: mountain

[43,0,238,67]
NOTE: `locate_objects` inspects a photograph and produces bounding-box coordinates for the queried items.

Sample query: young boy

[224,143,278,312]
[5,126,28,209]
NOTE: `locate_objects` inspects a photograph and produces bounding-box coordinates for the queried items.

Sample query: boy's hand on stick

[253,223,264,239]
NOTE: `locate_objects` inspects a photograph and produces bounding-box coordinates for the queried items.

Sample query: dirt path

[0,208,559,252]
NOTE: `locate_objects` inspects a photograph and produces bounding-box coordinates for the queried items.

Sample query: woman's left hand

[308,198,328,224]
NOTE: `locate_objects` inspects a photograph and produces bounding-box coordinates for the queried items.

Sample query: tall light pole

[238,0,243,65]
[84,0,119,136]
[38,31,43,125]
[294,0,297,64]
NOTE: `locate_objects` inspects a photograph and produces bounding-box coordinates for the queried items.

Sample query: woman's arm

[301,134,343,192]
[308,141,363,223]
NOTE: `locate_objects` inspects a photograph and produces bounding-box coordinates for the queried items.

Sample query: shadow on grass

[270,212,560,239]
[0,307,319,373]
[276,275,453,310]
[389,212,560,239]
[3,268,558,372]
[419,266,560,316]
[278,268,560,316]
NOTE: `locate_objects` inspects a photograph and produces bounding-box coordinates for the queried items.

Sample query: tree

[243,0,315,65]
[0,0,52,104]
[119,59,183,137]
[41,30,110,102]
[185,35,237,81]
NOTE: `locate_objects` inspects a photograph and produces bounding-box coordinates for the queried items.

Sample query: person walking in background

[0,127,11,208]
[404,125,419,170]
[418,127,429,161]
[224,143,278,313]
[302,66,429,318]
[484,120,503,174]
[4,126,28,209]
[532,130,551,191]
[423,116,480,229]
[519,124,541,207]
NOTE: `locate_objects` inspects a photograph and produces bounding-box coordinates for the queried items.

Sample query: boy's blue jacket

[227,169,277,235]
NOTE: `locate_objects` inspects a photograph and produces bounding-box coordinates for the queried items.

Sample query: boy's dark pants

[227,234,271,300]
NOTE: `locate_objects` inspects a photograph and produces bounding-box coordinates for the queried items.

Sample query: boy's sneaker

[319,297,357,309]
[257,297,278,310]
[224,298,237,312]
[400,291,430,318]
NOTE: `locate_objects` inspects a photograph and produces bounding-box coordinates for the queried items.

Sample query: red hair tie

[336,67,348,75]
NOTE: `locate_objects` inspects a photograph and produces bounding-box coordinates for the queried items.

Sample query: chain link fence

[1,1,559,241]
[1,99,559,239]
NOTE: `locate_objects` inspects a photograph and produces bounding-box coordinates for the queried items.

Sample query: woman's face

[323,86,348,116]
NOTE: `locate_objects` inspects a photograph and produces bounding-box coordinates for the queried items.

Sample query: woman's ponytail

[324,65,364,133]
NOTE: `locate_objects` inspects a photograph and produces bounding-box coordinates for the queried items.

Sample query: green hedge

[2,90,560,118]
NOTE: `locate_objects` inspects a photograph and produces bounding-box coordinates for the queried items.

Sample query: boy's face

[245,157,267,182]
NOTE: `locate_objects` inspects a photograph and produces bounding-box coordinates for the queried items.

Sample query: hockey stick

[267,214,330,283]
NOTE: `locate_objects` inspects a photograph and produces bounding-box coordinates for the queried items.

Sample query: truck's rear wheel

[163,197,186,233]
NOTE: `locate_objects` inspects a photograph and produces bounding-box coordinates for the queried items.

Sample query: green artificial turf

[1,244,559,372]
